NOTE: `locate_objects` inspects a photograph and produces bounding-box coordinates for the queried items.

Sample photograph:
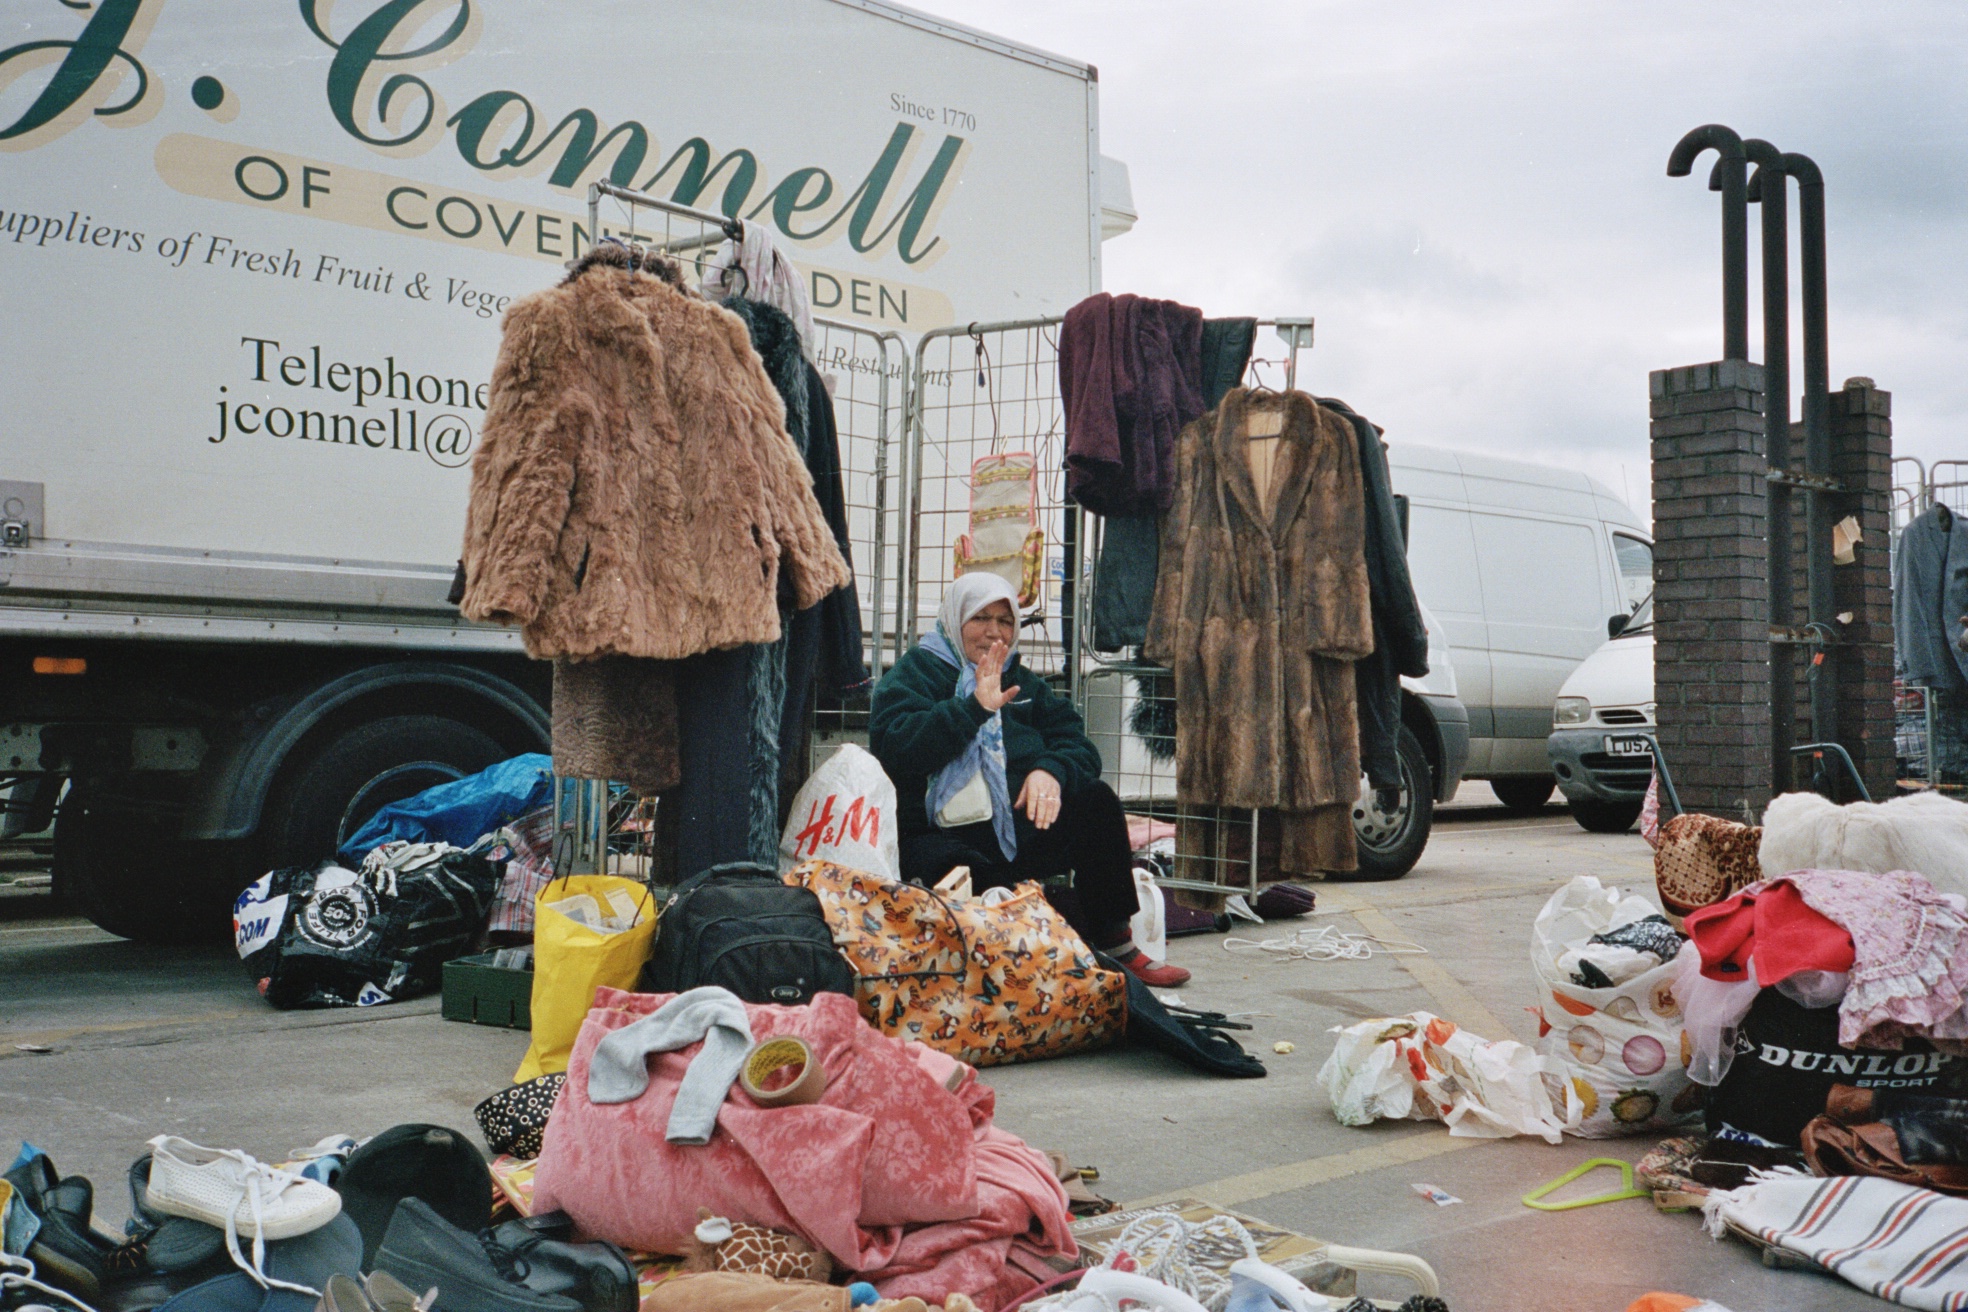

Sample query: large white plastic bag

[1532,875,1702,1136]
[779,743,900,881]
[1317,1011,1581,1144]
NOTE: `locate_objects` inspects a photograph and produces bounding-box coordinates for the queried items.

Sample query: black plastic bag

[234,846,500,1009]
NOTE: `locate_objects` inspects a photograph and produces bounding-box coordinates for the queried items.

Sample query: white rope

[1104,1211,1261,1311]
[1222,923,1429,962]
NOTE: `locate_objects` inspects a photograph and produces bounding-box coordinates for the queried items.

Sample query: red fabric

[860,1073,1077,1309]
[1686,881,1856,984]
[532,990,1073,1312]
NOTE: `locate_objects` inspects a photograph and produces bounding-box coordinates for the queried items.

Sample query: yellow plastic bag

[514,875,656,1083]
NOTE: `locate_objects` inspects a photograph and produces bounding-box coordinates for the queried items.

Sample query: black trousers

[898,779,1140,948]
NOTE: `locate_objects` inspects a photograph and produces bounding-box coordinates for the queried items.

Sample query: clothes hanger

[1521,1158,1651,1211]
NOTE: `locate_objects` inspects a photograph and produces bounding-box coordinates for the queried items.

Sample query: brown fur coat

[1145,389,1372,872]
[460,263,849,659]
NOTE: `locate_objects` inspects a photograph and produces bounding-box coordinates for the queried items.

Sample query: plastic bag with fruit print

[1532,876,1704,1138]
[1317,1011,1582,1144]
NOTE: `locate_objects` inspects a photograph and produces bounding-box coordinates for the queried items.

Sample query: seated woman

[869,574,1189,987]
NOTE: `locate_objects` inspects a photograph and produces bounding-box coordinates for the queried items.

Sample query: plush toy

[680,1208,833,1283]
[872,1298,979,1312]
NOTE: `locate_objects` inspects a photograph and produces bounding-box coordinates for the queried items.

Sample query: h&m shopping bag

[514,875,656,1082]
[785,859,1126,1066]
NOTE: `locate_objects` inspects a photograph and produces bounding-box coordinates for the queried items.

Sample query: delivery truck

[0,0,1124,940]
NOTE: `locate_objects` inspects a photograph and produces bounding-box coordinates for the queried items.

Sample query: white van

[1389,446,1653,813]
[1547,597,1655,831]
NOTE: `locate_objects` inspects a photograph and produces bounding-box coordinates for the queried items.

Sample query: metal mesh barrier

[805,320,907,765]
[905,319,1315,896]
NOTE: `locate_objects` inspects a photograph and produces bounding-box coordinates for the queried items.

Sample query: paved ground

[0,791,1882,1312]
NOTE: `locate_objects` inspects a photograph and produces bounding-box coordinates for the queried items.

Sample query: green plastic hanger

[1521,1158,1651,1211]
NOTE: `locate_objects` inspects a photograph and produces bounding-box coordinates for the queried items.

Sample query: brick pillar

[1827,378,1895,800]
[1651,360,1773,817]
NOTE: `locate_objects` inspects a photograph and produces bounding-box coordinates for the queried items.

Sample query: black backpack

[641,862,856,1005]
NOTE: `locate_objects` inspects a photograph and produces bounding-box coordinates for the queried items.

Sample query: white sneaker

[146,1135,342,1293]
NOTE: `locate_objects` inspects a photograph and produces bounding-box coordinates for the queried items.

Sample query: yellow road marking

[1317,889,1517,1042]
[1131,1132,1485,1208]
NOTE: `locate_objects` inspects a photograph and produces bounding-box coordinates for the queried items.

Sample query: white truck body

[0,0,1116,937]
[1,0,1105,639]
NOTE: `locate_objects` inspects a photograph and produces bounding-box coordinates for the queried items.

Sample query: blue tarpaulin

[335,753,553,867]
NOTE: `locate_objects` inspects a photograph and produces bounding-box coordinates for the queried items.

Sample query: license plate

[1604,735,1654,758]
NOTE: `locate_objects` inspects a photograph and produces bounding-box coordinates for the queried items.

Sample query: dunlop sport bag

[786,859,1127,1066]
[641,862,855,1006]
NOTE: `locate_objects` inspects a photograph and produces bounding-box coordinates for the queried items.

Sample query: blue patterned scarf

[920,625,1017,861]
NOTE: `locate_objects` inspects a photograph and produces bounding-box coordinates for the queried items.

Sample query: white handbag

[933,770,993,828]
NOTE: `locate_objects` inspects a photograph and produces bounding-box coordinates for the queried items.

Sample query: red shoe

[1116,948,1190,987]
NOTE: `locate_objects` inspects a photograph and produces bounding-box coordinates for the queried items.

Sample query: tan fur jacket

[1145,388,1372,813]
[460,265,850,660]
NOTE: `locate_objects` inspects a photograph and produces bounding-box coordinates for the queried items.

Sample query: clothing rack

[559,181,915,875]
[586,180,742,260]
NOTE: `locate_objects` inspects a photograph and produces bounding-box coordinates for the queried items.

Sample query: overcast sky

[911,1,1968,518]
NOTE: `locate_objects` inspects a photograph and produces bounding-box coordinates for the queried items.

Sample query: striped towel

[1705,1174,1968,1309]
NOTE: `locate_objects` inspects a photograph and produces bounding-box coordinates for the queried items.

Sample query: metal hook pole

[1746,140,1795,778]
[1786,151,1838,750]
[1667,125,1750,361]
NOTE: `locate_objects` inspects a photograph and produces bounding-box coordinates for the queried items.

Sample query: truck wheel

[261,715,506,868]
[1572,797,1644,833]
[53,779,241,944]
[1343,725,1434,880]
[1491,775,1556,814]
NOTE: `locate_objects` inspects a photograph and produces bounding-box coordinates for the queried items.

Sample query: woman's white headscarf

[920,572,1024,860]
[934,572,1022,655]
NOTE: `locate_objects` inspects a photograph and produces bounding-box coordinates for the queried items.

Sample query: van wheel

[261,715,506,869]
[1343,725,1434,880]
[53,777,244,944]
[1572,798,1644,833]
[1491,775,1556,814]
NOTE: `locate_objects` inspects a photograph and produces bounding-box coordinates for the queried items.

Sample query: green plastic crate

[442,952,533,1030]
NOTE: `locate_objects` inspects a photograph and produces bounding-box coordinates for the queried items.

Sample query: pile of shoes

[4,1136,353,1312]
[0,1126,635,1312]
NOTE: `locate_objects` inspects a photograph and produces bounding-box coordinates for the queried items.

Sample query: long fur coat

[1145,388,1373,873]
[1760,790,1968,898]
[459,254,849,660]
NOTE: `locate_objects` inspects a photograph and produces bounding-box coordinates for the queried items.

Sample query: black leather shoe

[2,1153,116,1300]
[123,1154,226,1275]
[374,1199,580,1312]
[481,1213,637,1312]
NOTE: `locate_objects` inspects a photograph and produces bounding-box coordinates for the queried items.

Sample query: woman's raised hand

[973,639,1020,713]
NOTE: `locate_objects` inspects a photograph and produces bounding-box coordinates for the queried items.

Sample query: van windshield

[1622,592,1653,635]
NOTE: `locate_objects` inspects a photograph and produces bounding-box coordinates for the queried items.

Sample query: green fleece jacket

[870,645,1103,839]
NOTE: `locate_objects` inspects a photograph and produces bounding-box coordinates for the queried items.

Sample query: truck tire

[53,779,241,944]
[1491,774,1556,815]
[261,714,507,868]
[1343,724,1434,880]
[1571,797,1644,833]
